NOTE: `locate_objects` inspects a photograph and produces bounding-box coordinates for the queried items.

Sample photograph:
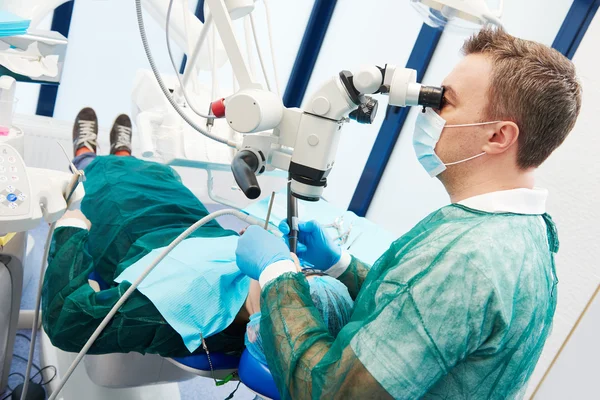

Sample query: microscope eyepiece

[418,86,445,109]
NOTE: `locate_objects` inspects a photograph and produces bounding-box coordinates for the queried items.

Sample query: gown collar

[458,188,548,215]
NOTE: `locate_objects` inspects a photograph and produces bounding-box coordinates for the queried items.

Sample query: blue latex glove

[236,225,293,280]
[279,220,341,271]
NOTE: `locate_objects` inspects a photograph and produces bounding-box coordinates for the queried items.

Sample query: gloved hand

[236,225,293,280]
[279,220,341,271]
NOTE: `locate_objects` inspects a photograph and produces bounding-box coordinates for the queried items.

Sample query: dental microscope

[197,0,445,251]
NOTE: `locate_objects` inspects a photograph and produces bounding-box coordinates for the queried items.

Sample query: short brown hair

[462,28,582,169]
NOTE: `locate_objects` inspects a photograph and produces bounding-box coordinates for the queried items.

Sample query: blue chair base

[238,349,280,400]
[172,352,241,373]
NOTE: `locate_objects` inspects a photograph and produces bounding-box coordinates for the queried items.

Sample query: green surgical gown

[260,204,559,399]
[42,156,246,356]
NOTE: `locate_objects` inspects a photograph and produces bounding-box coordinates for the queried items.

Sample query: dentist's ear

[483,121,519,155]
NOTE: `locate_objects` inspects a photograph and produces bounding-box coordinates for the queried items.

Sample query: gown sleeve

[259,273,391,399]
[336,256,371,300]
[259,248,500,399]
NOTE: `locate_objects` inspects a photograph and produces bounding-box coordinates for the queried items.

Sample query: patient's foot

[110,114,132,156]
[73,107,98,156]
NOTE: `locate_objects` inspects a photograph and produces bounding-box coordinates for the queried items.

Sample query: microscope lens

[418,86,445,109]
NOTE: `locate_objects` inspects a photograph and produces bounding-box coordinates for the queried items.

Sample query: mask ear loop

[445,121,503,128]
[444,152,486,166]
[441,121,502,165]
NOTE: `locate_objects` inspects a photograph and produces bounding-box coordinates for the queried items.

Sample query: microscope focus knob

[349,97,379,124]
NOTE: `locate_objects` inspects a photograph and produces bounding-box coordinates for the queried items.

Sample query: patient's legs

[72,108,133,171]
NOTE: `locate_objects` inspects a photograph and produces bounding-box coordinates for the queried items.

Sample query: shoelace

[75,120,97,150]
[114,125,132,150]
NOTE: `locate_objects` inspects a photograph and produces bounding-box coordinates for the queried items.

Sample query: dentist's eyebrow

[443,86,458,104]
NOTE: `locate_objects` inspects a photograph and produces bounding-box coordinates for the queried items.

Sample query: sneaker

[73,107,98,154]
[110,114,133,155]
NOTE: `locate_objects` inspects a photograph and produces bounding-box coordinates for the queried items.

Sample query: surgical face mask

[413,108,501,177]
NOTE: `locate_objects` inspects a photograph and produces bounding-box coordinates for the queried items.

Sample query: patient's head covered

[245,272,354,365]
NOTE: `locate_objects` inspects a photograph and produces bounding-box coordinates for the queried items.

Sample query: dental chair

[82,271,281,400]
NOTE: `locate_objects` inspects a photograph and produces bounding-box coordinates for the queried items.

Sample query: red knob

[211,98,226,118]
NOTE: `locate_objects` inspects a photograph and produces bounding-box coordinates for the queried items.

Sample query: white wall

[304,0,425,209]
[366,0,574,235]
[527,11,600,398]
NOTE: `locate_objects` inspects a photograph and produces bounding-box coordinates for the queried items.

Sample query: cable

[48,208,264,400]
[135,0,238,149]
[224,381,242,400]
[11,355,42,377]
[16,333,31,342]
[20,220,57,400]
[31,365,57,386]
[249,13,272,92]
[166,0,214,119]
[7,372,25,391]
[262,0,281,96]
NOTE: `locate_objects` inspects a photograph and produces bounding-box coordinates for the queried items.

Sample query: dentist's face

[434,54,495,178]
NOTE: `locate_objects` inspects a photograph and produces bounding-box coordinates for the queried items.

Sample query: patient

[42,108,353,359]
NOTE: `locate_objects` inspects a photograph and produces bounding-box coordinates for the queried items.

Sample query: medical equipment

[286,178,299,253]
[135,0,445,203]
[0,76,24,157]
[410,0,503,29]
[244,188,397,265]
[0,76,16,129]
[0,143,85,396]
[223,63,445,202]
[0,2,66,84]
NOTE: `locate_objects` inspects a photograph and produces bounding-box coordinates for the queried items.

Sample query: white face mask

[413,108,501,177]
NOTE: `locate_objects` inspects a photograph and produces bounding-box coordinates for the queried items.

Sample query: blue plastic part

[238,349,280,400]
[36,1,75,117]
[173,352,241,371]
[348,24,443,217]
[282,0,338,108]
[552,0,600,59]
[0,10,31,38]
[87,271,110,291]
